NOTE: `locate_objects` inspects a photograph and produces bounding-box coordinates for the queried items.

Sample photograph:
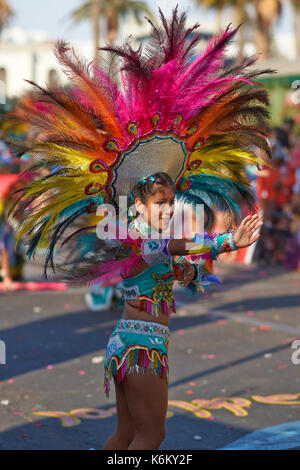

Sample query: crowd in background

[0,142,25,288]
[0,118,300,289]
[253,118,300,269]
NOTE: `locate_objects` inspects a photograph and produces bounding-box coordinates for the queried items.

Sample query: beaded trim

[104,344,169,397]
[116,319,169,336]
[211,230,237,259]
[122,284,140,299]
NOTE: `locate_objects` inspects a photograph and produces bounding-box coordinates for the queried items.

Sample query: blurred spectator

[0,140,13,165]
[0,217,15,289]
[0,210,25,288]
[0,173,25,289]
[279,118,295,149]
[254,122,300,269]
[283,200,300,271]
[274,123,292,151]
[291,136,300,196]
[256,127,289,216]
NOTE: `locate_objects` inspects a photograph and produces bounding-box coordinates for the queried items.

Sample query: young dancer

[5,7,273,450]
[101,171,262,450]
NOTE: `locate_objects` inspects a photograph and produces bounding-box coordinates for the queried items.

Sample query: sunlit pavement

[0,261,300,450]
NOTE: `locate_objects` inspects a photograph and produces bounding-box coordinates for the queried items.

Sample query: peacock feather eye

[85,182,104,195]
[188,159,202,171]
[173,114,183,127]
[89,159,109,174]
[126,121,138,136]
[176,178,191,191]
[152,113,160,128]
[186,125,198,136]
[194,138,206,150]
[103,139,119,152]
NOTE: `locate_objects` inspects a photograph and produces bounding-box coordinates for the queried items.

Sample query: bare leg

[122,371,168,450]
[101,377,135,450]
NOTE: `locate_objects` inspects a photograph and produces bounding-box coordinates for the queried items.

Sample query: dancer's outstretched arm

[139,214,263,266]
[168,213,263,258]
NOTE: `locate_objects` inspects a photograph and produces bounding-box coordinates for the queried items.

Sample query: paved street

[0,260,300,450]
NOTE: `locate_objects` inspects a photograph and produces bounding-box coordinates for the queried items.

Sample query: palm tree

[252,0,282,60]
[196,0,227,30]
[69,0,153,62]
[0,0,14,35]
[231,1,249,54]
[197,0,283,59]
[195,0,249,55]
[291,0,300,58]
[91,0,101,64]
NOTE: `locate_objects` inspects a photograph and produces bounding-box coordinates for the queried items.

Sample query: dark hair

[283,118,294,129]
[130,172,176,204]
[128,172,176,220]
[274,126,291,149]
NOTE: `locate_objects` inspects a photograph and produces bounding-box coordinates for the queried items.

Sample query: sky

[7,0,292,43]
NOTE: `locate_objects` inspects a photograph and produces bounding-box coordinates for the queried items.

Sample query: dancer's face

[135,184,175,233]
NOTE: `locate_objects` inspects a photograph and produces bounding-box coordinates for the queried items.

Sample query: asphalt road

[0,260,300,450]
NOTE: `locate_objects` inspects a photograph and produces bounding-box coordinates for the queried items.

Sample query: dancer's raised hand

[233,213,263,249]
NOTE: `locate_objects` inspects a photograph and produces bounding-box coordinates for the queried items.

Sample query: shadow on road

[0,407,256,450]
[0,262,298,382]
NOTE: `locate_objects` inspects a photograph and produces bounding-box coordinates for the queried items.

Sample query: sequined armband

[140,238,172,265]
[211,230,237,260]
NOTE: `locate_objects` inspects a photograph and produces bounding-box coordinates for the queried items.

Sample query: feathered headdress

[4,6,274,279]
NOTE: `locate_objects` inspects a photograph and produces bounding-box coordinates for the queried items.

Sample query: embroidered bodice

[122,258,176,316]
[120,217,237,318]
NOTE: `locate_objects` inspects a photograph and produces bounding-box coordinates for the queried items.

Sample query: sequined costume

[4,8,273,397]
[120,215,235,317]
[104,216,237,397]
[104,318,170,397]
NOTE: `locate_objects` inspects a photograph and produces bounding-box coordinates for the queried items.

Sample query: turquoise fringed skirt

[104,318,170,397]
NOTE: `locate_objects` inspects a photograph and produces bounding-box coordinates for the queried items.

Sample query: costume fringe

[104,347,169,398]
[138,298,176,318]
